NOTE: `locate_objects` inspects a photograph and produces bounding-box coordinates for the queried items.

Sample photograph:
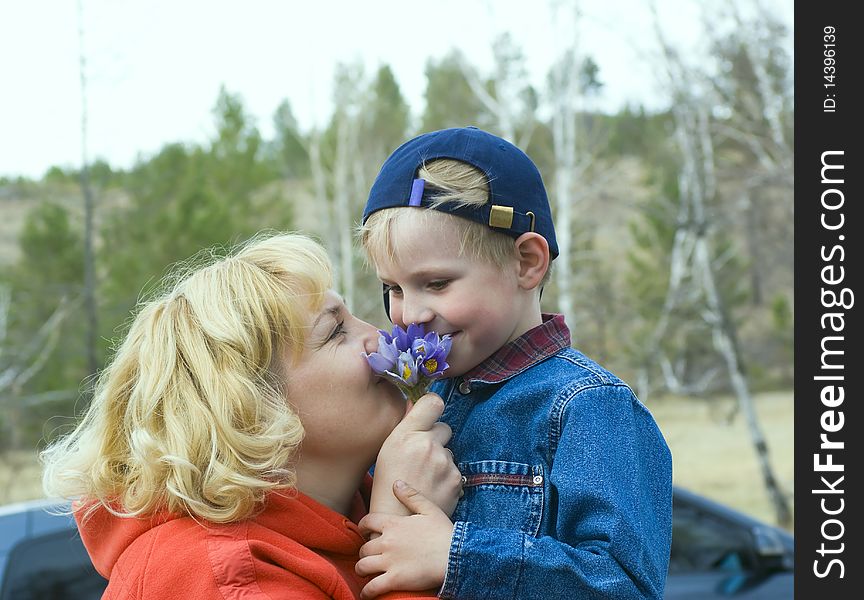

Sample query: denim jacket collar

[461,313,570,385]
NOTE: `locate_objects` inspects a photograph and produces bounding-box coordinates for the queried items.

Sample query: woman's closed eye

[327,321,346,342]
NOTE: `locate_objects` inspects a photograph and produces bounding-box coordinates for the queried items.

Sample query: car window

[0,529,107,600]
[670,500,755,573]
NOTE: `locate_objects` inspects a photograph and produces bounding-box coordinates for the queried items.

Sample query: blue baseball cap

[362,126,559,259]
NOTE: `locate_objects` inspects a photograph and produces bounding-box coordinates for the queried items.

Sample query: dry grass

[647,390,794,531]
[0,450,46,504]
[3,391,794,531]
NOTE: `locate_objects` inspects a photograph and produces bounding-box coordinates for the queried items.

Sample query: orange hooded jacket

[75,478,434,600]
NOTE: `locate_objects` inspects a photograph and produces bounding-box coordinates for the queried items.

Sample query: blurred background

[0,0,793,530]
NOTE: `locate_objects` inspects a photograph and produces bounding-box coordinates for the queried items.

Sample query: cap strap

[490,206,536,232]
[406,180,536,237]
[408,178,425,206]
[506,210,536,234]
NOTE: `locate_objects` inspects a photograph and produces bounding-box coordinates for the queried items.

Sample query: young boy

[356,127,672,599]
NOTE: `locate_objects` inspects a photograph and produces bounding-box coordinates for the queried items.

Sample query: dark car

[0,498,107,600]
[1,487,793,599]
[666,487,794,599]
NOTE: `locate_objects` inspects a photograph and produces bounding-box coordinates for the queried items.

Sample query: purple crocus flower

[380,326,410,353]
[395,351,420,386]
[412,332,451,378]
[364,323,452,403]
[365,333,399,373]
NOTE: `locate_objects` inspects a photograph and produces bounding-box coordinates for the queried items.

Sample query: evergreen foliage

[1,21,792,451]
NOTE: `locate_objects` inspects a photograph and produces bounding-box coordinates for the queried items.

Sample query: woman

[41,232,461,599]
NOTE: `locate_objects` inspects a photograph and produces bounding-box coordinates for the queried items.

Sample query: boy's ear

[513,232,550,291]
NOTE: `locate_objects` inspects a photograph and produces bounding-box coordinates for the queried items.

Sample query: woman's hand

[370,393,462,517]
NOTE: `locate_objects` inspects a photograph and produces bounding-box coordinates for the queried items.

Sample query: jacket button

[458,381,471,394]
[533,475,543,485]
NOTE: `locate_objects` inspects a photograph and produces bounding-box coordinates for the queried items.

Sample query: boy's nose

[400,297,434,328]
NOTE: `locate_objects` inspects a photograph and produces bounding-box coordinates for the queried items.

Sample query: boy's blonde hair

[359,159,520,269]
[41,232,331,523]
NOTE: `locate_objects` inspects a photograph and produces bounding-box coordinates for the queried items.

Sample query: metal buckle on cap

[489,205,514,229]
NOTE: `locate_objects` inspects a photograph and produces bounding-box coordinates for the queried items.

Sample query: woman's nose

[359,319,382,354]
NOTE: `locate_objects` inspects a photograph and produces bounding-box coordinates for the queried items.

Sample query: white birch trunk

[332,115,357,311]
[697,241,791,526]
[77,0,99,379]
[551,98,576,322]
[307,130,339,266]
[650,2,791,526]
[549,0,581,330]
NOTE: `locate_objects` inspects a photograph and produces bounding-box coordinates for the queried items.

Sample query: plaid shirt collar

[461,313,571,385]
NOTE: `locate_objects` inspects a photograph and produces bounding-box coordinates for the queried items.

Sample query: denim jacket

[430,315,672,599]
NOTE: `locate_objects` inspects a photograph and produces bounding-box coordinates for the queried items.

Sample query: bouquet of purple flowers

[364,323,452,403]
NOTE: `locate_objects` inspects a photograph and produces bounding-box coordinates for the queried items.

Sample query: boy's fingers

[357,537,382,560]
[355,554,386,577]
[397,393,444,432]
[393,480,438,515]
[357,513,395,538]
[360,573,398,600]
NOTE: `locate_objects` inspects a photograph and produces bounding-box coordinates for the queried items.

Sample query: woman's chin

[376,378,406,403]
[375,378,410,416]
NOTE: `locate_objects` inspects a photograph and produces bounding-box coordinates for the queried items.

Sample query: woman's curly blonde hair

[41,232,331,523]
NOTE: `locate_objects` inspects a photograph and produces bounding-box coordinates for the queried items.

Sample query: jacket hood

[76,478,371,579]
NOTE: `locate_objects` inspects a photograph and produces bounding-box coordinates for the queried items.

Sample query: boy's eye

[428,280,450,291]
[327,321,346,342]
[384,284,403,297]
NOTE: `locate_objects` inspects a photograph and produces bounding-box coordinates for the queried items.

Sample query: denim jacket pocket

[453,460,545,537]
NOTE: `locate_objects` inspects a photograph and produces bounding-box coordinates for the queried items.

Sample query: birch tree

[649,3,792,527]
[0,287,75,501]
[445,4,611,341]
[704,1,793,310]
[329,66,364,311]
[305,64,411,316]
[545,0,605,336]
[547,27,579,322]
[77,0,99,380]
[457,33,537,147]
